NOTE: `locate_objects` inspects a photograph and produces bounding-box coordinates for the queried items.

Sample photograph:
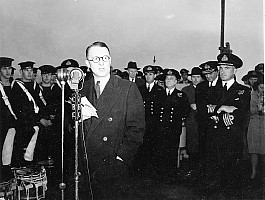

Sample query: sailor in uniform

[0,57,17,181]
[10,61,47,166]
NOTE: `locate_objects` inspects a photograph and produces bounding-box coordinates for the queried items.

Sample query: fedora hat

[124,61,140,70]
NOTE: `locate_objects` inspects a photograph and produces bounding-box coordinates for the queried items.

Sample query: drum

[0,178,16,200]
[14,166,47,200]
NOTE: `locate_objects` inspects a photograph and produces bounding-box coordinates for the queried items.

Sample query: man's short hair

[85,41,110,58]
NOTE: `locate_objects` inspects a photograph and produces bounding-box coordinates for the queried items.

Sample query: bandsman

[38,65,62,162]
[0,57,16,181]
[10,61,47,166]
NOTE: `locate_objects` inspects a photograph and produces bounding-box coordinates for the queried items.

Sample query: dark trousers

[203,126,243,188]
[154,129,180,175]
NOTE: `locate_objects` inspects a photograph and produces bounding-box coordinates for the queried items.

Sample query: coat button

[103,137,108,141]
[108,117,113,122]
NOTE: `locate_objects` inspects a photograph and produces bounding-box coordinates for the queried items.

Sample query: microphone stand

[59,80,66,200]
[72,90,81,200]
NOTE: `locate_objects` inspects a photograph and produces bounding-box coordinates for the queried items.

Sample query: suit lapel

[81,77,95,135]
[87,76,121,137]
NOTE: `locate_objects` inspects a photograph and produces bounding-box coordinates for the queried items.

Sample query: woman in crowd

[247,75,264,183]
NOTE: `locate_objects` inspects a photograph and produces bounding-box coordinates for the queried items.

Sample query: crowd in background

[0,52,264,198]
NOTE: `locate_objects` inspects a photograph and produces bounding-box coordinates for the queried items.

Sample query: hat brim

[124,67,141,70]
[202,69,216,74]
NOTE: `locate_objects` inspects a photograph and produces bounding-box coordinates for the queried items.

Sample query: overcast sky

[0,0,263,82]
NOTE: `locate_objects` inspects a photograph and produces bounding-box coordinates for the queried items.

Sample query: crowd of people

[0,41,264,199]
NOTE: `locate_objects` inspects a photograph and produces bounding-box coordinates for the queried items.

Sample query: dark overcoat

[79,75,145,180]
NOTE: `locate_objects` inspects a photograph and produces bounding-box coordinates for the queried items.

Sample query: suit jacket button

[103,137,108,141]
[108,117,113,122]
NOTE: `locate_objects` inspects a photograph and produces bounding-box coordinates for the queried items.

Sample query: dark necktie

[223,83,227,91]
[147,84,150,92]
[132,78,135,82]
[95,81,100,99]
[167,90,170,96]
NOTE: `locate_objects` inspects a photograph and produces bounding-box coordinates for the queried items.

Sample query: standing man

[203,53,251,196]
[124,61,145,87]
[38,65,61,162]
[10,61,48,167]
[135,65,164,174]
[0,57,16,181]
[182,67,204,171]
[155,69,190,178]
[79,41,145,199]
[195,61,221,161]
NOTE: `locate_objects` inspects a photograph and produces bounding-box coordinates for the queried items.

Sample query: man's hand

[40,119,52,127]
[190,103,197,111]
[217,105,238,114]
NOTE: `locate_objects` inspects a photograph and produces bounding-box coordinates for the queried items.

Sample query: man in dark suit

[135,65,164,174]
[124,61,145,87]
[182,67,204,171]
[79,41,145,199]
[202,53,251,196]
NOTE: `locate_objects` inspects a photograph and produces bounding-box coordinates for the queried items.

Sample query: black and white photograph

[0,0,264,199]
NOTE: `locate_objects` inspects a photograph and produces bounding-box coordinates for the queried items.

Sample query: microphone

[56,67,85,90]
[68,68,85,90]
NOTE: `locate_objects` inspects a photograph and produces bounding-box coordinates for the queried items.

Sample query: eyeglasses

[88,55,110,63]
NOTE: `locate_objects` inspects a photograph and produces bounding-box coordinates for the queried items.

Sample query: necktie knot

[168,90,170,96]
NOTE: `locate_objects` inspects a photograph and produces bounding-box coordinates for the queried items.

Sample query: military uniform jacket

[10,80,45,129]
[213,81,251,130]
[0,83,16,130]
[39,83,62,118]
[79,75,145,178]
[138,83,164,125]
[158,88,190,134]
[195,78,223,122]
